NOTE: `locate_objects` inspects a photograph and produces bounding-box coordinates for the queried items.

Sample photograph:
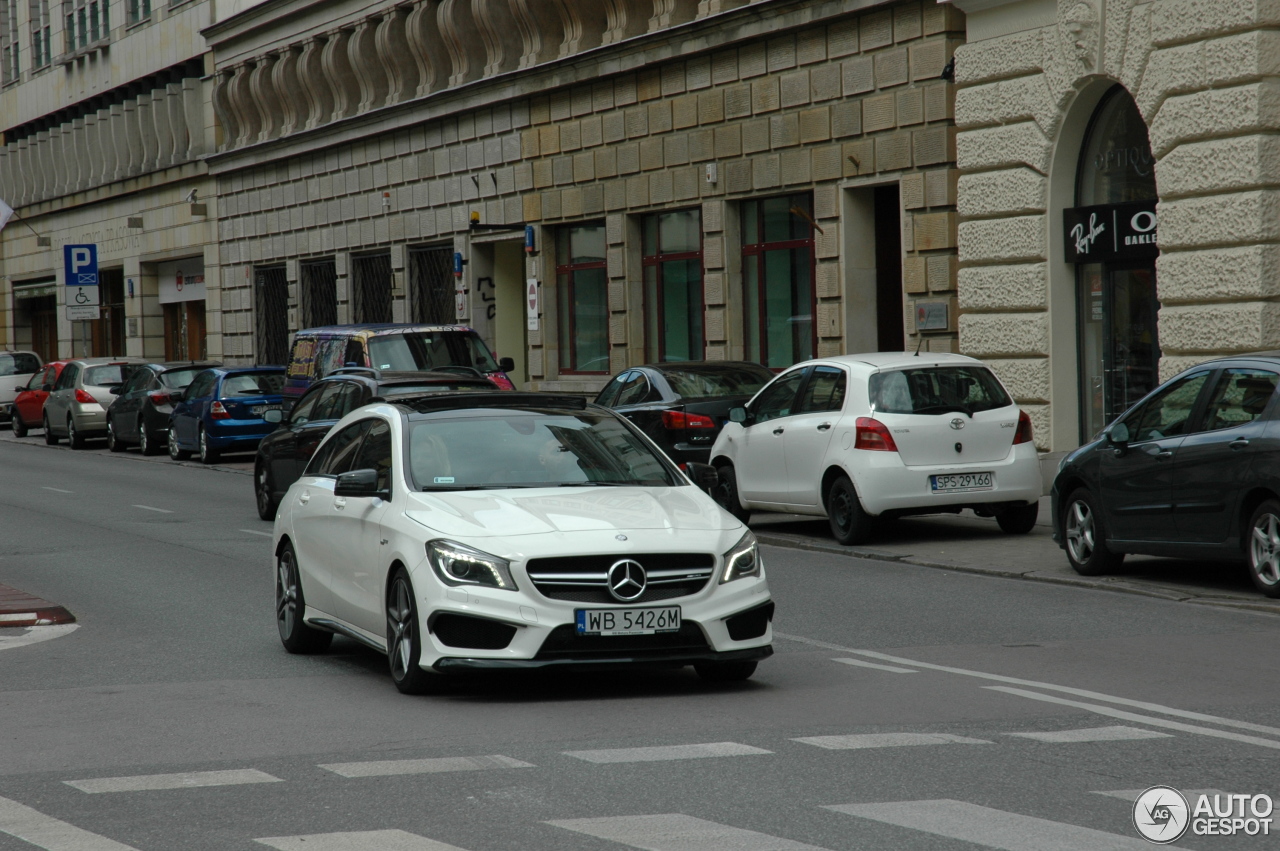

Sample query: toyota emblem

[949,417,966,430]
[606,559,647,602]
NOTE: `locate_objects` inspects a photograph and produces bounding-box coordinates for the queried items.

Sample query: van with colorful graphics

[284,324,515,400]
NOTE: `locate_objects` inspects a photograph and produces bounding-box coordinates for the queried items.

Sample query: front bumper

[435,644,772,671]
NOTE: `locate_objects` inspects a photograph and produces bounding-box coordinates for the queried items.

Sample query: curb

[755,531,1280,617]
[0,583,76,627]
[0,431,253,476]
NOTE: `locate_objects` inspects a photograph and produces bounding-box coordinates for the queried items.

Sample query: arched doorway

[1063,86,1159,441]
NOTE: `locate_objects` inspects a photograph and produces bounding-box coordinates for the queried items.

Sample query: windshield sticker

[434,476,455,483]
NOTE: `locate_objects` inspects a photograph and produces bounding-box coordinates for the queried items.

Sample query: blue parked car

[168,367,286,464]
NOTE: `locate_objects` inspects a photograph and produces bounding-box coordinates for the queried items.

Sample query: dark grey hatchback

[1052,354,1280,597]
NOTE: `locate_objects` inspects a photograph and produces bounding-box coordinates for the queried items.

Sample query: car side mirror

[498,357,515,372]
[1106,421,1130,449]
[684,462,719,493]
[109,386,123,395]
[334,468,383,498]
[14,385,25,393]
[263,409,283,424]
[729,407,748,424]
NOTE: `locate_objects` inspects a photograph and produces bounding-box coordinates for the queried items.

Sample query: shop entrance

[843,184,904,353]
[471,239,527,388]
[90,270,126,357]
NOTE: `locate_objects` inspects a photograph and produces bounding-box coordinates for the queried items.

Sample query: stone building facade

[952,0,1280,451]
[0,0,219,363]
[204,0,964,394]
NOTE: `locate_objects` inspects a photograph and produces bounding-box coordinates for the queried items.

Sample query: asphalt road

[2,438,1279,850]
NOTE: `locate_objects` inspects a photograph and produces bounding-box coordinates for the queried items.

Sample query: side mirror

[109,386,123,395]
[728,407,748,424]
[334,467,383,498]
[498,356,515,372]
[263,409,283,424]
[14,385,25,393]
[1107,421,1130,447]
[684,462,719,492]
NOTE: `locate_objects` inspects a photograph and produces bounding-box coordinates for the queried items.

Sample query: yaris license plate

[575,606,681,636]
[931,472,994,493]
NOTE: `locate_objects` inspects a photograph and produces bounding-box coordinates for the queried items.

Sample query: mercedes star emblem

[607,559,647,602]
[949,417,966,430]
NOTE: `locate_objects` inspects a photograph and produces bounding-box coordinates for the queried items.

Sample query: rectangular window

[351,252,393,324]
[407,246,454,324]
[126,0,149,23]
[642,210,704,363]
[64,0,108,50]
[741,194,816,369]
[30,0,51,68]
[300,259,338,329]
[556,223,608,374]
[254,265,290,367]
[1,0,19,85]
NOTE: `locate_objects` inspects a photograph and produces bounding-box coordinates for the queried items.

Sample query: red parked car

[11,361,67,438]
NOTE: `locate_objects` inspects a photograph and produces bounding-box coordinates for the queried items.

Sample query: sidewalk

[752,495,1280,617]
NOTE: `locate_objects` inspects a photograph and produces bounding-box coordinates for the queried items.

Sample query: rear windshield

[661,367,772,399]
[83,365,135,387]
[160,368,204,389]
[870,366,1011,416]
[367,332,497,374]
[221,373,285,396]
[0,353,40,375]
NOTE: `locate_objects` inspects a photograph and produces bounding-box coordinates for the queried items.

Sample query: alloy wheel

[256,463,276,520]
[1065,500,1095,564]
[1249,513,1280,589]
[139,425,149,455]
[107,419,120,452]
[387,577,416,683]
[276,548,300,641]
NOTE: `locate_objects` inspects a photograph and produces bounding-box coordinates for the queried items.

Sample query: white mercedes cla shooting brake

[708,353,1043,545]
[272,392,773,694]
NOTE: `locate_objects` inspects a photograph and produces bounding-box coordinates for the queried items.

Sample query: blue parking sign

[64,244,98,287]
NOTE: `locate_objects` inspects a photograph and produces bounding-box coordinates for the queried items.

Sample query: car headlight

[426,540,518,591]
[720,530,761,583]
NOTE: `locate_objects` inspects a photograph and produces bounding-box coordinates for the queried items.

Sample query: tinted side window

[306,421,370,476]
[595,374,627,407]
[185,372,216,399]
[353,419,393,492]
[310,382,350,422]
[614,373,650,406]
[796,366,847,414]
[1125,372,1211,442]
[1203,369,1279,431]
[752,369,808,424]
[288,385,327,425]
[55,365,78,390]
[332,383,365,419]
[32,366,55,389]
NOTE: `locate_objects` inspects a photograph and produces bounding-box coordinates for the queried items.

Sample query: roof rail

[330,366,382,379]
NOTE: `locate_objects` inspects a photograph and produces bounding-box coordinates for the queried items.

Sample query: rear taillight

[662,410,717,429]
[210,400,230,420]
[148,391,170,405]
[1013,409,1034,445]
[854,417,898,452]
[487,373,515,390]
[73,389,95,404]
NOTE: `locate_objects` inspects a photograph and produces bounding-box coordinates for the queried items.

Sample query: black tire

[255,460,280,521]
[106,417,124,452]
[168,425,191,460]
[275,542,333,653]
[1062,487,1124,576]
[139,420,160,456]
[43,413,58,445]
[67,417,85,449]
[827,475,873,545]
[386,569,435,695]
[1245,499,1280,598]
[694,660,758,682]
[198,427,220,465]
[996,502,1039,534]
[11,413,27,438]
[711,464,751,524]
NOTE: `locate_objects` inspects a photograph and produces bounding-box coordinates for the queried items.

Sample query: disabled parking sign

[64,243,100,320]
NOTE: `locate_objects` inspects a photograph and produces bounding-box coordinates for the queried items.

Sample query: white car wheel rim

[1250,513,1280,587]
[1065,500,1095,564]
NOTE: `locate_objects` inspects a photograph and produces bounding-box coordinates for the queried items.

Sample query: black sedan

[1052,353,1280,597]
[594,361,774,465]
[105,362,220,455]
[254,367,494,519]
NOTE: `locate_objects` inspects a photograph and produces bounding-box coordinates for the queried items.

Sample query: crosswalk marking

[832,657,918,673]
[320,755,534,777]
[547,813,829,851]
[1006,726,1172,743]
[255,829,469,851]
[0,794,140,850]
[793,732,992,750]
[563,742,771,764]
[65,769,283,794]
[827,799,1161,850]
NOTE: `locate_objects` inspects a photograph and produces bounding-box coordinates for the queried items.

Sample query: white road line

[239,529,273,537]
[41,487,73,493]
[1094,788,1225,803]
[255,829,469,851]
[320,755,533,778]
[778,631,1280,739]
[987,686,1280,750]
[826,799,1166,850]
[0,624,79,653]
[793,732,992,750]
[0,794,140,850]
[563,742,771,764]
[547,814,829,851]
[131,505,173,514]
[1006,725,1173,743]
[65,769,282,794]
[832,657,918,673]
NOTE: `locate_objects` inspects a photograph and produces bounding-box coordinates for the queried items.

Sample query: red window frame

[741,193,818,369]
[555,223,610,375]
[642,209,705,363]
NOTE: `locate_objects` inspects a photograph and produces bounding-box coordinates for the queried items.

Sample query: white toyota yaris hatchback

[708,353,1043,545]
[272,392,772,694]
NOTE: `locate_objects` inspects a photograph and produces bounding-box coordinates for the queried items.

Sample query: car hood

[405,485,738,539]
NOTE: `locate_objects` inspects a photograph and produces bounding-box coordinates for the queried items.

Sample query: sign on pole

[527,278,539,331]
[64,244,100,321]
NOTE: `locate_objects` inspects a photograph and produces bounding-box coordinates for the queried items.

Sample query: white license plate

[251,405,281,416]
[931,472,993,493]
[575,606,681,636]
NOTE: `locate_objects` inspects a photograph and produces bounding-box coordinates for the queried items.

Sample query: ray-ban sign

[1063,201,1158,263]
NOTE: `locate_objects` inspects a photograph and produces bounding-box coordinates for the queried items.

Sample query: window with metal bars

[407,246,454,324]
[254,265,290,366]
[300,259,337,329]
[2,0,19,85]
[351,252,393,324]
[29,0,51,68]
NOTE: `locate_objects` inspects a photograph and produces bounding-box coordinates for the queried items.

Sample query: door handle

[333,497,347,510]
[1142,445,1172,460]
[817,422,832,431]
[298,490,310,505]
[1230,438,1250,450]
[773,427,785,435]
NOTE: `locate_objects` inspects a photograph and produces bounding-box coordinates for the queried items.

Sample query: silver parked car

[0,351,43,425]
[43,357,148,449]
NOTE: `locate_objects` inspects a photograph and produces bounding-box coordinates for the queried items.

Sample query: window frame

[741,193,818,369]
[555,222,609,375]
[641,209,705,363]
[1119,370,1214,444]
[748,367,810,426]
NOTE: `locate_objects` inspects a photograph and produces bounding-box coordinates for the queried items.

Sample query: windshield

[661,366,771,398]
[84,364,136,387]
[869,366,1012,415]
[0,353,40,376]
[160,368,205,389]
[408,409,677,490]
[221,373,285,396]
[368,332,498,374]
